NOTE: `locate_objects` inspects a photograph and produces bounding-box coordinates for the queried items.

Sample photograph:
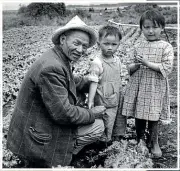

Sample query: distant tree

[152,3,158,8]
[18,5,27,14]
[19,3,66,19]
[171,14,177,24]
[164,7,170,10]
[134,4,159,13]
[166,14,177,24]
[89,7,94,12]
[158,7,163,11]
[116,7,123,17]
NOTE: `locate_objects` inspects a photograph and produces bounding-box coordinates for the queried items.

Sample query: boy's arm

[88,82,98,109]
[74,73,99,93]
[88,58,102,109]
[74,75,90,93]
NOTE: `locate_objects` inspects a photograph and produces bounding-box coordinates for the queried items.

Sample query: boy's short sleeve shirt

[88,57,103,83]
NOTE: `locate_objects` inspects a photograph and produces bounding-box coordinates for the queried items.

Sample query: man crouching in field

[6,16,106,168]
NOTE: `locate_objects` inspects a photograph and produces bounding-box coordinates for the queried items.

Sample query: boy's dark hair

[98,25,122,41]
[140,10,165,29]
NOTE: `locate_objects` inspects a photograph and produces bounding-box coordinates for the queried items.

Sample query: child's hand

[136,55,150,67]
[136,55,161,72]
[88,102,94,109]
[128,63,141,75]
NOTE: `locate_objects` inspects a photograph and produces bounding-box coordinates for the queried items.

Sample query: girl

[88,25,127,143]
[122,10,174,157]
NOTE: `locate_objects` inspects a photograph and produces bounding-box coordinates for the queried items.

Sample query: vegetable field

[3,23,178,168]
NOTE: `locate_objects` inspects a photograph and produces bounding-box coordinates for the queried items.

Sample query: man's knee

[76,119,104,141]
[93,119,105,137]
[73,119,104,155]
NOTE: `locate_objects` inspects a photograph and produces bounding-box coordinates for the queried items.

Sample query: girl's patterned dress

[122,38,174,121]
[89,54,126,141]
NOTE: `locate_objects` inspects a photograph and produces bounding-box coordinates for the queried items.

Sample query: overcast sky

[2,0,148,10]
[2,0,178,10]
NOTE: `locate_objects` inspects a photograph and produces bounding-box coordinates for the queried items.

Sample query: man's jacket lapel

[52,46,77,104]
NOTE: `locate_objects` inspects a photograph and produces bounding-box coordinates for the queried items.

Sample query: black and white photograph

[1,0,179,169]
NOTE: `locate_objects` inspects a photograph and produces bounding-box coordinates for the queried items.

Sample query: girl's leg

[135,118,146,143]
[135,118,149,155]
[148,120,162,157]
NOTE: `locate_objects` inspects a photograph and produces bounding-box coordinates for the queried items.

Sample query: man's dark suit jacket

[7,45,95,167]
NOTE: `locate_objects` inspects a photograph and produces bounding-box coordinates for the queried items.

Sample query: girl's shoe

[151,141,162,158]
[148,120,162,158]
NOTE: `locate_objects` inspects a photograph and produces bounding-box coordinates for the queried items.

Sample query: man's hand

[91,106,106,119]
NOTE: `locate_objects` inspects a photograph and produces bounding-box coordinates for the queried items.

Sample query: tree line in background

[18,3,91,19]
[3,3,177,30]
[18,3,177,23]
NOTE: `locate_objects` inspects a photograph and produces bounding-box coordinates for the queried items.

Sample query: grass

[3,11,20,30]
[3,11,74,30]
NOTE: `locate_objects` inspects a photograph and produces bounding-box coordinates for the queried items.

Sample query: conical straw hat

[52,15,97,47]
